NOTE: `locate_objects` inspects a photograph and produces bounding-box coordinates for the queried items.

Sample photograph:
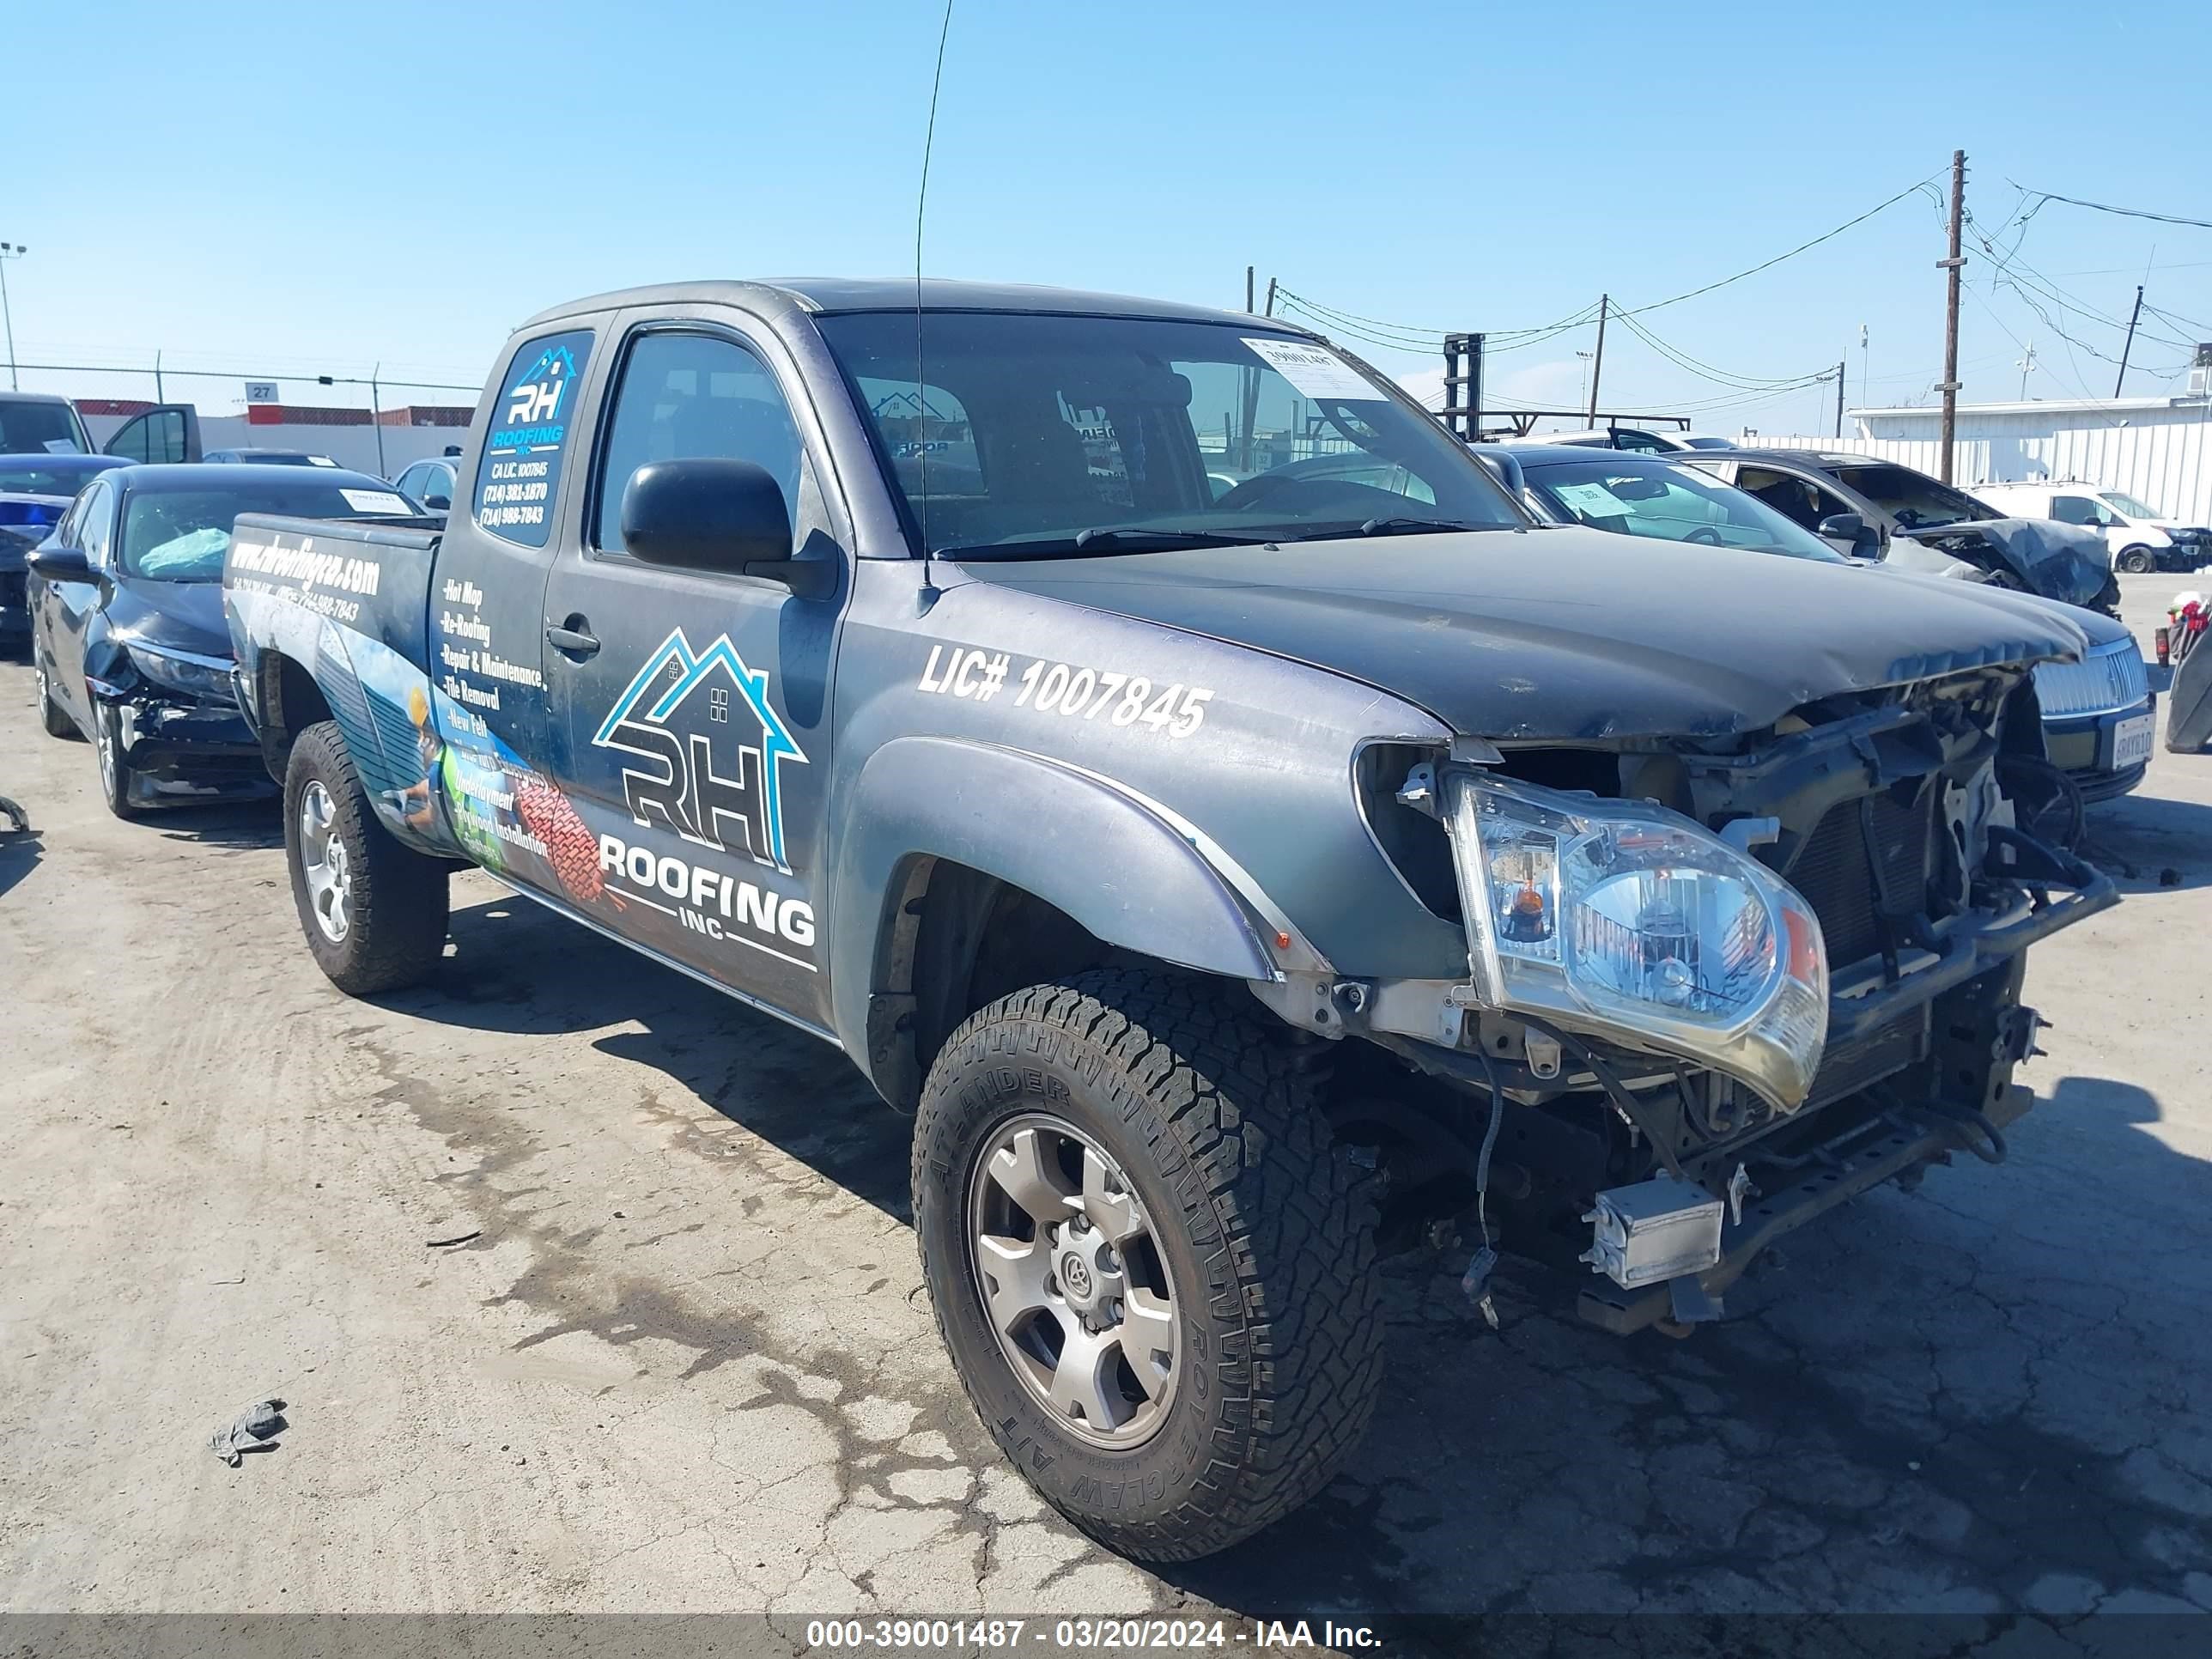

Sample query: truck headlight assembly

[1437,771,1828,1110]
[124,641,237,702]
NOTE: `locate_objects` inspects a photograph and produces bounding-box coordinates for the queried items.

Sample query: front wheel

[2118,545,2156,574]
[913,969,1382,1562]
[93,702,138,818]
[283,720,450,994]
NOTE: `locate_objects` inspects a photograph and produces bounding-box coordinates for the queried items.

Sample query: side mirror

[25,544,94,582]
[621,458,829,596]
[424,493,451,511]
[1818,512,1881,558]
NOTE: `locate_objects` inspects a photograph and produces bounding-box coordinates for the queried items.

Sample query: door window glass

[1735,467,1828,532]
[2051,495,2108,526]
[474,327,595,548]
[106,409,186,464]
[76,483,114,567]
[594,331,805,553]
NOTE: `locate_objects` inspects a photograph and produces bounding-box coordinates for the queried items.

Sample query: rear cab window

[474,328,595,546]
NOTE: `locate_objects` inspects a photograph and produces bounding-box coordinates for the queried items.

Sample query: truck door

[101,405,203,463]
[538,318,842,1024]
[407,326,598,903]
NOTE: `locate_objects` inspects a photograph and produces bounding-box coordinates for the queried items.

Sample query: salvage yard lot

[2,572,2208,1620]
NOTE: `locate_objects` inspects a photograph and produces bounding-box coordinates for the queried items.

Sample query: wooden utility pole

[1586,295,1608,424]
[1833,361,1846,438]
[2114,284,2145,397]
[1937,149,1966,482]
[1263,276,1277,317]
[1245,265,1255,313]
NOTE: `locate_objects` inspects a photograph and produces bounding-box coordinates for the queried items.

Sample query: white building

[1761,389,2212,526]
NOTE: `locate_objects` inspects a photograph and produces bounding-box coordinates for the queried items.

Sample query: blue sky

[8,0,2209,433]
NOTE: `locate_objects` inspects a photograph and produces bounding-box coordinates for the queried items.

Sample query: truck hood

[957,526,2091,742]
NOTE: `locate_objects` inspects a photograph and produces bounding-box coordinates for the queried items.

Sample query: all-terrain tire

[283,720,449,994]
[35,659,76,739]
[913,968,1382,1562]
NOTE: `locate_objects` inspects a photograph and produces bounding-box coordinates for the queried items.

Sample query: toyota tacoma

[223,280,2114,1562]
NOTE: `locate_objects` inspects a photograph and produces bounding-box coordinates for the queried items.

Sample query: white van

[1974,480,2209,574]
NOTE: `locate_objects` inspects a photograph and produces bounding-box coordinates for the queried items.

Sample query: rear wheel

[283,720,449,994]
[34,659,76,739]
[913,969,1382,1562]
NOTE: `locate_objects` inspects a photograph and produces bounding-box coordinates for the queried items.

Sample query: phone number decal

[918,645,1213,738]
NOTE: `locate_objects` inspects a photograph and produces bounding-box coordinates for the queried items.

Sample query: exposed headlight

[124,641,236,702]
[1437,771,1829,1110]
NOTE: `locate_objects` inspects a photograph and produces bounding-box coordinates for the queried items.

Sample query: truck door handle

[545,617,600,659]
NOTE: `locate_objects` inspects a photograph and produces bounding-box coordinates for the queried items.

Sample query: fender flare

[826,735,1291,1060]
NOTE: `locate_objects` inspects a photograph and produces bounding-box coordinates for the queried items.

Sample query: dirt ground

[1,571,2208,1627]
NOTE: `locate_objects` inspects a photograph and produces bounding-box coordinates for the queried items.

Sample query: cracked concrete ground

[0,572,2207,1626]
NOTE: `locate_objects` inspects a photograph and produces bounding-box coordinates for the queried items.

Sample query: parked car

[0,453,136,654]
[1973,480,2209,574]
[392,454,459,510]
[0,392,94,455]
[1498,424,1725,453]
[1682,448,2118,612]
[204,447,340,467]
[0,453,133,497]
[23,463,422,816]
[225,279,2111,1563]
[1488,445,2156,804]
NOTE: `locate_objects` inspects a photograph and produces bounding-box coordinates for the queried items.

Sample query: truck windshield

[0,398,85,454]
[817,311,1525,558]
[1522,458,1844,562]
[122,483,412,581]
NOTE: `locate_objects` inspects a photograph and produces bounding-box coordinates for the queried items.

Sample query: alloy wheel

[966,1114,1180,1449]
[299,781,352,943]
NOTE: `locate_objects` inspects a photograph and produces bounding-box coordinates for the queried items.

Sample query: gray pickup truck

[222,279,2114,1561]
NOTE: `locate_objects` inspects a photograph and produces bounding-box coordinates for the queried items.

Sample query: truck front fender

[827,735,1290,1063]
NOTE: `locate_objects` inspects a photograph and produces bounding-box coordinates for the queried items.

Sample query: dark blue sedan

[23,464,423,817]
[0,453,135,651]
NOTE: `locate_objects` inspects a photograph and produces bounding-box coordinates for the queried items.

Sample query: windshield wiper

[1271,516,1489,543]
[937,527,1279,562]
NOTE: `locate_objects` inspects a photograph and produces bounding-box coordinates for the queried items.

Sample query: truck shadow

[0,825,40,901]
[388,892,911,1218]
[389,896,2212,1617]
[2081,790,2212,892]
[1162,1073,2212,1616]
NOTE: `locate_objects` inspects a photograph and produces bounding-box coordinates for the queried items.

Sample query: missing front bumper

[1575,1082,2037,1335]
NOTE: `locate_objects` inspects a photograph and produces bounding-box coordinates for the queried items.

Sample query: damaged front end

[1893,517,2119,615]
[1328,664,2114,1332]
[84,634,272,808]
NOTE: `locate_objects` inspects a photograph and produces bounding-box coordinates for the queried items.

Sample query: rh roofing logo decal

[592,629,806,872]
[504,343,577,430]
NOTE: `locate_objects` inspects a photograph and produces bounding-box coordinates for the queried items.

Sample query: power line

[1622,173,1946,317]
[2008,185,2212,232]
[1611,309,1834,392]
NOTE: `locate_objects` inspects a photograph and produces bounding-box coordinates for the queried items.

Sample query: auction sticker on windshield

[1242,337,1378,402]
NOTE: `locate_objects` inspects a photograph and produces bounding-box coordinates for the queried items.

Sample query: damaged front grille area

[1783,788,1936,968]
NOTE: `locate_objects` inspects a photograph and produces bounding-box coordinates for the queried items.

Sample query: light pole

[0,242,25,392]
[1575,349,1594,411]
